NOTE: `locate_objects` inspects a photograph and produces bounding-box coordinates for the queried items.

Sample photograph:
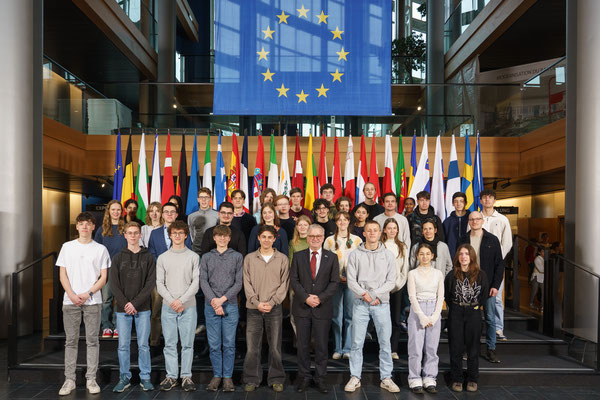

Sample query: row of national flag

[113,131,483,221]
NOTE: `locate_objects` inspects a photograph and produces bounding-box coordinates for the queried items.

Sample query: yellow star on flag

[331,26,344,40]
[316,84,329,98]
[277,10,289,24]
[330,69,343,82]
[276,83,289,97]
[336,47,349,61]
[296,90,309,103]
[262,26,275,40]
[257,47,269,61]
[262,68,275,82]
[297,5,309,18]
[316,10,328,24]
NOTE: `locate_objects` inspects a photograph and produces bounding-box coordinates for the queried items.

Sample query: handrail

[551,253,600,280]
[8,252,58,369]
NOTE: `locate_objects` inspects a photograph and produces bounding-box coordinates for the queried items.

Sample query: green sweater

[288,237,309,265]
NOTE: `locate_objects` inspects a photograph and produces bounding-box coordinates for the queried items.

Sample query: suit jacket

[289,248,340,319]
[148,225,192,259]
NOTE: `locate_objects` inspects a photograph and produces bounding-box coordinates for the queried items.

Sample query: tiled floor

[1,381,600,400]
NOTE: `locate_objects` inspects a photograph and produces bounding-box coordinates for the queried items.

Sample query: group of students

[55,182,511,395]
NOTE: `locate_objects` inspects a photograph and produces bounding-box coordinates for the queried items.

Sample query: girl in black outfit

[445,244,489,393]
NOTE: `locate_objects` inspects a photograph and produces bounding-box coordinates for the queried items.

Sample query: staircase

[8,309,599,386]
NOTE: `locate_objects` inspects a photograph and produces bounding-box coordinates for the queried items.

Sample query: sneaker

[244,383,257,392]
[411,386,424,394]
[272,383,284,392]
[159,377,178,391]
[182,377,196,392]
[86,379,101,394]
[113,376,131,392]
[451,382,463,392]
[343,352,350,360]
[195,324,206,334]
[391,352,399,360]
[496,330,508,341]
[112,329,118,339]
[58,379,76,396]
[462,352,468,361]
[486,348,500,363]
[223,378,235,392]
[344,376,361,392]
[207,377,221,392]
[380,378,400,393]
[332,352,342,360]
[102,328,113,338]
[399,321,408,332]
[425,385,437,393]
[139,379,154,391]
[466,382,478,392]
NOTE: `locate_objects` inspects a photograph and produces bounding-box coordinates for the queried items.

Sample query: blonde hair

[102,200,124,236]
[145,201,164,225]
[292,215,312,245]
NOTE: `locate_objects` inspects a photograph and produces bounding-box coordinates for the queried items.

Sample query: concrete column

[569,0,600,342]
[0,0,43,338]
[157,0,176,128]
[426,0,445,135]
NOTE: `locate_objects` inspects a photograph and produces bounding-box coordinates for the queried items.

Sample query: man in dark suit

[289,224,340,394]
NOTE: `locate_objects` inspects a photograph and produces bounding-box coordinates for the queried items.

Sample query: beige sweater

[243,249,290,308]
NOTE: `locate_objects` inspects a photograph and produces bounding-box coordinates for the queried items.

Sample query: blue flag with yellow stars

[213,0,391,116]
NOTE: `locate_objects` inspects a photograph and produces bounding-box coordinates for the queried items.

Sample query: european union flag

[214,0,391,116]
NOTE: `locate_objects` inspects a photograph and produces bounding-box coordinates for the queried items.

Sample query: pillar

[426,0,445,135]
[157,0,176,128]
[0,0,43,337]
[567,0,600,342]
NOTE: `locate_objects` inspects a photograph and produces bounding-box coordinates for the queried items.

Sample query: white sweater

[382,239,409,292]
[407,266,444,328]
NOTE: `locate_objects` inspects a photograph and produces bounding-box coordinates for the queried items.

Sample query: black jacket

[443,210,470,260]
[289,248,340,319]
[110,247,156,312]
[458,229,504,290]
[200,225,247,257]
[407,206,446,244]
[231,212,257,243]
[444,269,489,309]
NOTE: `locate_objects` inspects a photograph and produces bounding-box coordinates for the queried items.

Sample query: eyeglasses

[469,217,483,221]
[316,207,328,211]
[170,231,186,236]
[307,235,324,239]
[163,210,177,215]
[198,196,211,200]
[125,231,140,236]
[219,211,234,216]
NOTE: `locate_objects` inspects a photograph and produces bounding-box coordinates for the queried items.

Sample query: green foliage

[391,33,426,84]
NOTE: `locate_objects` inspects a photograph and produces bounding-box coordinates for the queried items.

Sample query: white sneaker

[332,352,342,360]
[195,324,206,334]
[59,379,76,396]
[391,352,399,360]
[380,378,400,393]
[343,353,350,360]
[86,379,101,394]
[344,376,361,392]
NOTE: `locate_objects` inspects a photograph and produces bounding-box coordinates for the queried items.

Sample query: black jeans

[448,305,482,383]
[296,315,330,383]
[243,305,284,385]
[389,290,403,353]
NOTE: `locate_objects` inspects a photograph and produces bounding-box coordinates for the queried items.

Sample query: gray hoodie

[346,243,397,303]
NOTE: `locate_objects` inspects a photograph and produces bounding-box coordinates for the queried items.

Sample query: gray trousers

[63,304,101,381]
[407,300,441,388]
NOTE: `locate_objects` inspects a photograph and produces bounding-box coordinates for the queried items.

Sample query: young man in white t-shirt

[56,212,110,396]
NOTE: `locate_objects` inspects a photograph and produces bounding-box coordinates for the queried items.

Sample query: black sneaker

[182,377,196,392]
[425,385,437,393]
[411,386,424,394]
[486,349,500,363]
[159,377,178,391]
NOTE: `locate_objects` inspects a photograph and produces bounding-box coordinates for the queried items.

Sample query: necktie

[311,251,317,279]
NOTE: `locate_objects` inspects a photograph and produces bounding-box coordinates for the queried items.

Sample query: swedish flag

[213,0,391,115]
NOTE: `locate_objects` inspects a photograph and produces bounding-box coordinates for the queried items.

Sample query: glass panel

[115,0,158,51]
[444,0,490,52]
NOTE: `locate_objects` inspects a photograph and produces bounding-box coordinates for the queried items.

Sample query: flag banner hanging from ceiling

[213,0,392,115]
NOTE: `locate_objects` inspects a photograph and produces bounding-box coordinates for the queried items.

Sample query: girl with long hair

[94,199,127,338]
[350,204,368,242]
[247,203,289,255]
[323,211,362,359]
[141,201,164,247]
[253,188,276,223]
[380,218,409,360]
[167,195,186,222]
[446,244,489,393]
[406,243,444,394]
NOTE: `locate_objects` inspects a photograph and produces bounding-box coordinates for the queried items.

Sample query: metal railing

[7,252,57,368]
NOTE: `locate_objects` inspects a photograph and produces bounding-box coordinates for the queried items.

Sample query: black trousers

[448,305,482,383]
[243,306,284,385]
[295,315,331,383]
[389,290,403,353]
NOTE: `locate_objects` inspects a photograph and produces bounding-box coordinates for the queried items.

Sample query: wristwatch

[88,291,93,298]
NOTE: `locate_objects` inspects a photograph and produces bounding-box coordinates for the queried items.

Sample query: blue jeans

[205,303,239,378]
[161,304,197,379]
[484,296,497,350]
[349,299,393,380]
[116,311,151,380]
[494,280,505,332]
[332,284,353,354]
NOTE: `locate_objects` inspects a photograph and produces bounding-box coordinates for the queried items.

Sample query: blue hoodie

[443,210,470,260]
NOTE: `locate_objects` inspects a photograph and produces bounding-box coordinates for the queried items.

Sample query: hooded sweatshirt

[407,205,446,244]
[110,247,156,312]
[346,242,397,303]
